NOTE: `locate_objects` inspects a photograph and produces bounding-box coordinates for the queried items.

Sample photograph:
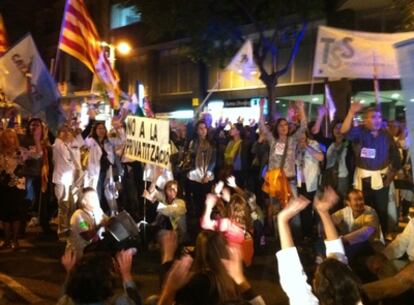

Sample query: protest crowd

[2,1,414,304]
[1,95,414,305]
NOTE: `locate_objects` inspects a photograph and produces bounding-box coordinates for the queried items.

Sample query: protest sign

[0,34,60,114]
[124,115,171,169]
[395,38,414,178]
[313,26,414,79]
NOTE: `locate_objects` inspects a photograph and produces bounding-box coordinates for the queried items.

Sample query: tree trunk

[260,74,278,120]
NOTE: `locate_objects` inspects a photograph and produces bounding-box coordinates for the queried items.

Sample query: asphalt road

[0,226,289,305]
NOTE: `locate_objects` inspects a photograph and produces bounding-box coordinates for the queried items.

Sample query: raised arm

[311,106,327,135]
[314,187,340,241]
[258,98,274,143]
[276,196,319,305]
[200,193,219,231]
[278,196,311,249]
[340,102,362,135]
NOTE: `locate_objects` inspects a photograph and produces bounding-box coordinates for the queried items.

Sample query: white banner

[395,38,414,179]
[313,26,414,79]
[0,34,60,113]
[124,115,171,169]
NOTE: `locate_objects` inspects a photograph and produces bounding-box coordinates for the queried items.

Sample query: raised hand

[314,186,339,213]
[350,101,363,114]
[87,107,97,120]
[116,249,136,282]
[318,105,327,117]
[278,196,311,222]
[295,100,305,110]
[226,176,237,189]
[214,181,224,195]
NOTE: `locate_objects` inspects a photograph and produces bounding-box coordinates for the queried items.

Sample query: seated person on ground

[331,189,385,257]
[66,187,108,258]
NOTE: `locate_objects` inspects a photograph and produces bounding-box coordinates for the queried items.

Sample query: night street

[0,226,288,305]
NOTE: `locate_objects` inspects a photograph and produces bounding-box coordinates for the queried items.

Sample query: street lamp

[117,41,131,55]
[100,41,132,68]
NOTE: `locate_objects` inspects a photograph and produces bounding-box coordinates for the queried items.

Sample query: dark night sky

[1,0,63,60]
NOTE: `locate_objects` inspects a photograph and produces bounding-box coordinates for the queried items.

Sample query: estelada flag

[57,0,120,108]
[0,14,8,55]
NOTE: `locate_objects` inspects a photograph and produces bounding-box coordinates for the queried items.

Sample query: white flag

[325,83,336,122]
[226,40,258,80]
[0,34,60,114]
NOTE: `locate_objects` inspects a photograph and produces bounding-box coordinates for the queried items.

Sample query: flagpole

[53,0,70,80]
[195,72,221,117]
[308,76,315,119]
[372,52,381,110]
[323,78,328,138]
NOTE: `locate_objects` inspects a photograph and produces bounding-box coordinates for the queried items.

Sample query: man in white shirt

[53,124,84,240]
[332,189,384,258]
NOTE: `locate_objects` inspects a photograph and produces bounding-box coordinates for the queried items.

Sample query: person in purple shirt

[340,103,401,234]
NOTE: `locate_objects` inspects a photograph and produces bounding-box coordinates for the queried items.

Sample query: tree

[394,0,414,31]
[126,0,326,113]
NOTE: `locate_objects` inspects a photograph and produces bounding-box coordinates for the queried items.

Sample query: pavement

[2,211,411,305]
[0,226,289,305]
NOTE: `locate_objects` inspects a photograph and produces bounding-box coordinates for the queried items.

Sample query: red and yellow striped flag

[58,0,120,108]
[0,14,8,55]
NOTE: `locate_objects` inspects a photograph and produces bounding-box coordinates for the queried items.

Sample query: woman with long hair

[158,230,265,305]
[20,118,51,232]
[186,120,216,237]
[144,180,187,244]
[201,183,254,266]
[0,129,41,249]
[84,120,125,215]
[223,123,250,188]
[258,99,307,238]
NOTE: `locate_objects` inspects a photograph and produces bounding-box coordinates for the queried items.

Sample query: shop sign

[224,99,250,108]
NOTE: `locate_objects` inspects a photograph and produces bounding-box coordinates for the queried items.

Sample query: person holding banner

[83,113,125,215]
[340,103,401,235]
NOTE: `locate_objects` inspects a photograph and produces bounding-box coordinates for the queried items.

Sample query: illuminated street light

[117,41,131,55]
[100,41,132,68]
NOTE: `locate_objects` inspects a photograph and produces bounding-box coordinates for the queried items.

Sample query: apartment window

[110,4,141,29]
